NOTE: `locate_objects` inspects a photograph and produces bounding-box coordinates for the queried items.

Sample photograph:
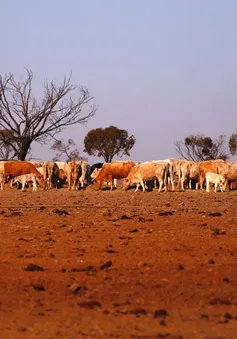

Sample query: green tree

[84,125,136,162]
[174,134,229,161]
[0,69,96,160]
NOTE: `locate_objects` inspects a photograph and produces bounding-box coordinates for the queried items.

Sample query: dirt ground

[0,186,237,339]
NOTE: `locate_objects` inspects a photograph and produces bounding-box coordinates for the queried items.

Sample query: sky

[1,0,237,163]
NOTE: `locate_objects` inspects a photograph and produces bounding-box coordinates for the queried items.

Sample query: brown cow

[94,161,135,190]
[2,161,44,190]
[199,160,229,189]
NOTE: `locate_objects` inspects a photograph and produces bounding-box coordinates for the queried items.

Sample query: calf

[205,172,226,193]
[13,173,38,192]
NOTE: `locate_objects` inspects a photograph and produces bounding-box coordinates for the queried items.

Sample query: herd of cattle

[0,158,236,193]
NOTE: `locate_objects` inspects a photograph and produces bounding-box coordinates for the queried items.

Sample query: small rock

[69,283,87,294]
[200,314,209,319]
[31,283,45,291]
[158,211,173,216]
[53,209,70,216]
[78,300,101,309]
[24,264,44,271]
[154,309,168,319]
[100,260,112,270]
[178,264,184,270]
[129,228,138,233]
[210,298,231,305]
[121,215,131,220]
[223,277,230,283]
[209,212,222,217]
[224,313,233,320]
[12,211,23,216]
[208,259,215,264]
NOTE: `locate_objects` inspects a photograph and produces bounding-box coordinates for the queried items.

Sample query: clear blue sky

[1,0,237,163]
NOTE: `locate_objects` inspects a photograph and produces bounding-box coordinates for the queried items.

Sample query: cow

[43,161,60,189]
[221,163,237,190]
[123,161,168,192]
[164,158,188,189]
[205,172,226,193]
[28,161,42,168]
[94,161,135,190]
[90,167,117,188]
[152,160,175,191]
[177,161,200,190]
[74,160,90,190]
[199,160,229,189]
[13,173,38,192]
[2,161,44,190]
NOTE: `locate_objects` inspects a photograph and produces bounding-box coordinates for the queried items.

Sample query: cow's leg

[135,183,140,192]
[9,178,14,188]
[189,179,192,189]
[170,174,175,191]
[206,179,210,192]
[33,180,37,192]
[159,178,164,192]
[108,175,113,191]
[214,182,218,193]
[22,181,26,191]
[195,182,199,190]
[140,180,146,192]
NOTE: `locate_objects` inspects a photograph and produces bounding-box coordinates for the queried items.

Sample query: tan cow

[94,161,135,190]
[43,161,60,189]
[178,161,200,190]
[164,158,188,189]
[123,161,168,192]
[74,160,89,190]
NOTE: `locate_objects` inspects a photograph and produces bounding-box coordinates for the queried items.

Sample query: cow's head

[122,178,130,190]
[37,175,45,187]
[94,179,102,190]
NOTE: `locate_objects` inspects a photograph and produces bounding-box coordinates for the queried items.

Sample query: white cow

[123,161,167,192]
[13,173,38,192]
[205,172,226,193]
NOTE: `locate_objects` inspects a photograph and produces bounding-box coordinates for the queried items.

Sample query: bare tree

[0,129,17,160]
[174,134,229,161]
[0,69,96,160]
[51,138,81,162]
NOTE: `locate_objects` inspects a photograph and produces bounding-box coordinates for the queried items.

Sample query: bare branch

[0,69,96,160]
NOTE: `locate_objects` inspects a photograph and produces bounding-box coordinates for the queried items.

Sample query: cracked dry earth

[0,188,237,339]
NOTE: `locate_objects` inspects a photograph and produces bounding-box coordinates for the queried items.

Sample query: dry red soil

[0,187,237,339]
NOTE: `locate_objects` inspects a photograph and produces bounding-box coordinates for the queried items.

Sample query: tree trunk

[17,143,31,161]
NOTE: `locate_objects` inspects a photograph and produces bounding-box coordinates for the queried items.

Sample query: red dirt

[0,187,237,339]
